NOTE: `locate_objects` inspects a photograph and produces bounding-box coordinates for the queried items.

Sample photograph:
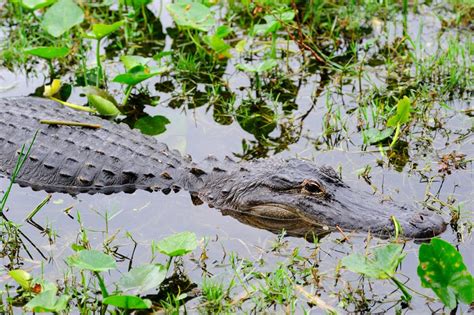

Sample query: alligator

[0,97,447,239]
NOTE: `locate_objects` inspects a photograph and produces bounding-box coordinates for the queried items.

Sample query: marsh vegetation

[0,0,473,313]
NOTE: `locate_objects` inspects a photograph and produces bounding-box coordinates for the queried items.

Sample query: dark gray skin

[0,97,447,239]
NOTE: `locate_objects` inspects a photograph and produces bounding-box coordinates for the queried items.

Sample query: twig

[40,120,101,129]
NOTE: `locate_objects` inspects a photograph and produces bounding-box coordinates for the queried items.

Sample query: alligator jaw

[240,187,448,239]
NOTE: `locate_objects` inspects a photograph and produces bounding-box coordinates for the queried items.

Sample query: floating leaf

[342,244,405,279]
[418,238,474,309]
[86,20,124,40]
[66,250,117,272]
[87,94,120,117]
[387,96,412,127]
[155,231,198,257]
[25,289,70,313]
[236,59,278,73]
[25,46,70,60]
[118,264,167,294]
[120,55,152,71]
[113,65,168,86]
[21,0,55,10]
[103,295,152,310]
[166,1,216,32]
[41,0,84,37]
[363,127,394,144]
[134,115,170,136]
[9,269,32,290]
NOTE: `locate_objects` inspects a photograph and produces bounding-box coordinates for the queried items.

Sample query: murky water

[0,1,472,312]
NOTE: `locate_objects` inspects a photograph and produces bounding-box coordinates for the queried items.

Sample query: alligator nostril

[419,215,424,221]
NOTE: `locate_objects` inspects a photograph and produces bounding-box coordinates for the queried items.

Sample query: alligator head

[199,158,447,239]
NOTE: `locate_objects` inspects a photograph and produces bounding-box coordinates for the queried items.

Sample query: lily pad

[103,295,152,310]
[41,0,84,37]
[417,238,474,309]
[166,1,216,32]
[155,231,198,257]
[342,244,405,279]
[25,289,70,313]
[134,115,170,136]
[236,59,278,73]
[363,127,394,144]
[118,264,167,294]
[66,250,117,272]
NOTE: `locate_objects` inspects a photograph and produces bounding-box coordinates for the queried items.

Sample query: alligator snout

[406,211,447,239]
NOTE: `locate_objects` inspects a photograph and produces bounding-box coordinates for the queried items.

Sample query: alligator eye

[301,179,325,195]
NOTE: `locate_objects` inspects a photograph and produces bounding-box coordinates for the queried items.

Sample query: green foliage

[8,269,32,290]
[24,46,69,59]
[155,231,198,257]
[113,65,168,86]
[118,264,167,294]
[252,10,295,35]
[87,94,120,117]
[387,96,412,127]
[103,295,152,310]
[166,1,216,32]
[236,59,278,73]
[41,0,84,37]
[134,115,170,136]
[24,288,70,313]
[21,0,55,11]
[85,21,124,40]
[66,249,117,272]
[417,238,474,309]
[362,127,394,144]
[342,244,406,279]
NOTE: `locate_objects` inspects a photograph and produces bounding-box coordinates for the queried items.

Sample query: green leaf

[342,244,406,279]
[66,249,117,272]
[166,1,216,32]
[155,231,198,257]
[134,115,170,136]
[236,59,278,73]
[24,46,70,59]
[118,264,167,294]
[87,94,120,117]
[103,295,152,310]
[203,35,231,58]
[113,65,168,86]
[9,269,32,290]
[387,96,412,127]
[120,55,152,71]
[86,20,124,40]
[41,0,84,37]
[215,25,233,39]
[253,11,294,35]
[25,289,70,313]
[21,0,55,10]
[362,127,394,144]
[417,238,474,309]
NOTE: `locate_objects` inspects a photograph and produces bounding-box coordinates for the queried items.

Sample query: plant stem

[122,85,133,105]
[94,272,109,298]
[391,276,412,302]
[96,39,102,87]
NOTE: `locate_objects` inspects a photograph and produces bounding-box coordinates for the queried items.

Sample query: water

[0,1,472,312]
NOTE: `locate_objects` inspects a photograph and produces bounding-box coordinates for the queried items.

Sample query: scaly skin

[0,97,447,239]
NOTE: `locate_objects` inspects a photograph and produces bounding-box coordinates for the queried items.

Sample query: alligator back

[0,97,184,195]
